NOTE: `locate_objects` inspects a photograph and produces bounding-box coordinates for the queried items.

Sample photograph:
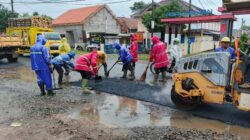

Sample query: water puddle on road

[69,93,250,139]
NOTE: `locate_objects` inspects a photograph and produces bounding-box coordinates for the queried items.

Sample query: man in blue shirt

[215,37,236,61]
[114,43,135,80]
[51,52,75,85]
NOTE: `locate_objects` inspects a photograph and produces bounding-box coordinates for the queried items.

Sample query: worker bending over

[114,43,135,80]
[75,49,107,94]
[97,51,108,77]
[51,52,75,86]
[30,34,55,96]
[149,36,169,84]
[59,37,71,55]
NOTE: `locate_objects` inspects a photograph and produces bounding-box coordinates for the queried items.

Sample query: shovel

[106,60,119,77]
[139,63,150,82]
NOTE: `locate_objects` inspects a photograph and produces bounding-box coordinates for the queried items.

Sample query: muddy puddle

[69,93,250,139]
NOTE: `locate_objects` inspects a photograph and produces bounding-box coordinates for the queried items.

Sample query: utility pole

[187,0,192,54]
[151,0,155,37]
[10,0,14,16]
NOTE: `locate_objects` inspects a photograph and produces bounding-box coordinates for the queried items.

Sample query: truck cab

[43,32,61,56]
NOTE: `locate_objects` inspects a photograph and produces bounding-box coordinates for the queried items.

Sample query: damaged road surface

[71,78,250,128]
[0,57,250,139]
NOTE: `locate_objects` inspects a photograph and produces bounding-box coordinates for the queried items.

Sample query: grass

[74,50,150,61]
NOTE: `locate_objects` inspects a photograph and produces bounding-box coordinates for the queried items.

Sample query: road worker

[114,43,135,80]
[168,38,182,72]
[51,52,75,86]
[59,37,71,55]
[129,34,138,69]
[97,51,108,77]
[30,34,55,96]
[215,37,236,61]
[74,49,107,94]
[149,35,169,84]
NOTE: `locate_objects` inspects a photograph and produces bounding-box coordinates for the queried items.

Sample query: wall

[53,25,84,47]
[180,35,219,55]
[83,7,120,34]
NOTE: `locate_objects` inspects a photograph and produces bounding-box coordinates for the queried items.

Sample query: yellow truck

[0,35,21,62]
[6,17,61,56]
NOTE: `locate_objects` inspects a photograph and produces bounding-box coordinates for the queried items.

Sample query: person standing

[129,34,138,69]
[114,43,135,80]
[215,37,236,61]
[149,36,169,84]
[51,52,75,86]
[168,38,182,71]
[59,37,71,55]
[30,34,55,96]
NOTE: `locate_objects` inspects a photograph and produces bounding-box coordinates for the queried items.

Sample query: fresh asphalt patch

[70,78,250,128]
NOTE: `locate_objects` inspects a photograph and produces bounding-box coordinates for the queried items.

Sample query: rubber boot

[150,74,159,85]
[47,90,56,96]
[82,79,92,94]
[121,70,127,79]
[128,70,135,80]
[38,83,46,96]
[161,71,167,83]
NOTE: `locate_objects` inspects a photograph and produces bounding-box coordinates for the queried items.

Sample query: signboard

[167,10,213,17]
[137,33,143,43]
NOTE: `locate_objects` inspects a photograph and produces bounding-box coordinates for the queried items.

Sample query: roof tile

[52,5,103,26]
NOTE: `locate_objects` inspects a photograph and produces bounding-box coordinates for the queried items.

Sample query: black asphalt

[70,78,250,128]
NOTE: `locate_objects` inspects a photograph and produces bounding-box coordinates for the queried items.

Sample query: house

[130,0,209,48]
[52,5,121,49]
[118,17,138,34]
[131,0,224,54]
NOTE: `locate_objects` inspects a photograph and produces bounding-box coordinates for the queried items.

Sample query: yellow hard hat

[221,37,230,43]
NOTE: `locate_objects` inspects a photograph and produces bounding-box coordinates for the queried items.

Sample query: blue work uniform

[215,47,236,60]
[51,53,75,84]
[30,35,52,90]
[114,43,133,71]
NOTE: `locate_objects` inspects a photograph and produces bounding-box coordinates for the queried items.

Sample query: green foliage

[130,1,148,13]
[141,0,183,32]
[241,25,250,30]
[0,4,18,32]
[33,11,39,16]
[21,12,31,17]
[239,33,249,52]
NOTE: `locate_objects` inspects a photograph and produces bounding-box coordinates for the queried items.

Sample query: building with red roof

[52,5,121,48]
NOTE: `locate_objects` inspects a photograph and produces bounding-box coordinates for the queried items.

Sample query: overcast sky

[1,0,249,29]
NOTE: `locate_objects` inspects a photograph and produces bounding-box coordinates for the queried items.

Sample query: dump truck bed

[0,35,21,62]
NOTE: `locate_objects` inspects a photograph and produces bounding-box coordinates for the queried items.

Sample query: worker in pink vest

[149,35,169,84]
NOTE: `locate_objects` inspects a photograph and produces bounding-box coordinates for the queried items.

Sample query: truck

[0,35,21,62]
[6,17,61,56]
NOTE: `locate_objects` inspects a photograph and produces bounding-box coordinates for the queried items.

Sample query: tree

[239,33,249,52]
[241,25,250,30]
[21,12,31,17]
[130,1,148,13]
[33,11,39,16]
[142,0,183,38]
[0,4,19,32]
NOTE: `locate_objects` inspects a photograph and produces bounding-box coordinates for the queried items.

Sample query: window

[193,60,198,69]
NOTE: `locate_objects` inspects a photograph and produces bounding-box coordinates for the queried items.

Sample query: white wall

[84,8,120,34]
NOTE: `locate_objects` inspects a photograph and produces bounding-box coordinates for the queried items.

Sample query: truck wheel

[171,86,201,111]
[7,57,18,63]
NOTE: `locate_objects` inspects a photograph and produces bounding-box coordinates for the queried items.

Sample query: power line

[198,0,205,9]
